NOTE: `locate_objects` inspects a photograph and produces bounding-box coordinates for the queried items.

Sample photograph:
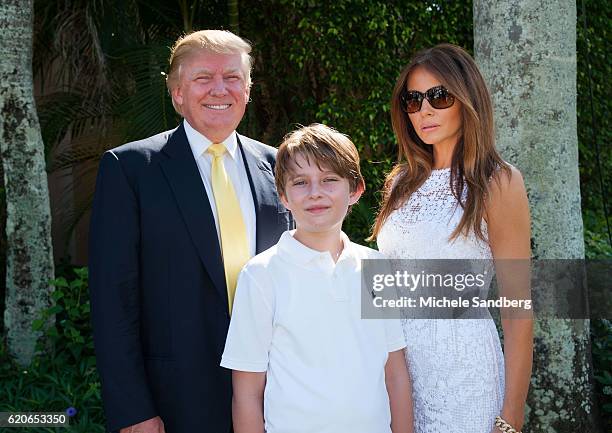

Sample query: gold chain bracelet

[494,415,522,433]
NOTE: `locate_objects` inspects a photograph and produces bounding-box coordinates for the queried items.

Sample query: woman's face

[406,67,462,150]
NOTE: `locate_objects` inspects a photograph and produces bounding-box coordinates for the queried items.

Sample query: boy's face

[280,154,363,236]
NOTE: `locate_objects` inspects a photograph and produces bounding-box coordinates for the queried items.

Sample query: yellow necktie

[207,143,250,313]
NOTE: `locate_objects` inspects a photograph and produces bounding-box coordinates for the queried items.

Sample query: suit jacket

[89,124,292,433]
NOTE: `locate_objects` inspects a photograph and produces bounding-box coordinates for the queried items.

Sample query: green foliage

[577,0,612,258]
[591,319,612,429]
[34,268,95,364]
[0,268,104,432]
[239,0,473,244]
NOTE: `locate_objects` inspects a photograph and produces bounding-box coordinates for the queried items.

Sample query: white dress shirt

[221,230,406,433]
[184,120,256,257]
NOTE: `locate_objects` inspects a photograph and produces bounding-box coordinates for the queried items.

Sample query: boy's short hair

[275,123,365,197]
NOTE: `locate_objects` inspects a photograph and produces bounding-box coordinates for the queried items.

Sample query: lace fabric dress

[377,168,505,433]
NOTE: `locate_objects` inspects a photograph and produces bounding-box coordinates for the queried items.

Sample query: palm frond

[111,42,179,141]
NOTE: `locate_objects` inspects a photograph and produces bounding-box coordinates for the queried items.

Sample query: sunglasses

[400,85,456,113]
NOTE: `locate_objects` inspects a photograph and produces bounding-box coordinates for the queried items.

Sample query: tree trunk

[0,0,55,366]
[474,1,601,431]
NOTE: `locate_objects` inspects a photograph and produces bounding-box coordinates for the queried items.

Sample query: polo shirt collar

[183,119,238,160]
[278,230,357,270]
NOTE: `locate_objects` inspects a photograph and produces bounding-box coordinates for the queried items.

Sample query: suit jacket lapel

[238,134,281,254]
[159,124,227,300]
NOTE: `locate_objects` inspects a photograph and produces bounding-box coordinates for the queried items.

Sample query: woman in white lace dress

[372,44,533,433]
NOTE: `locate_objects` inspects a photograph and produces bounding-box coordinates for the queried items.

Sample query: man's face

[280,154,363,238]
[171,50,250,143]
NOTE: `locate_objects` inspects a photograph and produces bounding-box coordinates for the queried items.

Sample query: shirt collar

[278,230,357,270]
[183,119,238,160]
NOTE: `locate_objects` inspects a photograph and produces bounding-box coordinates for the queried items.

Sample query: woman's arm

[232,370,267,433]
[486,166,534,432]
[385,349,415,433]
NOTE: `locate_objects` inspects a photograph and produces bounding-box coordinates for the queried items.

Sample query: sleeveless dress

[377,168,505,433]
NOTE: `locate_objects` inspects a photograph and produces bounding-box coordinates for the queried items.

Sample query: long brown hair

[370,43,510,242]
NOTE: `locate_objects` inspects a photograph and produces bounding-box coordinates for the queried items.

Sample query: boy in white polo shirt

[221,124,414,433]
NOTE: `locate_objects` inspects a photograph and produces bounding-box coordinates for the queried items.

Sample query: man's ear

[245,84,251,103]
[171,85,183,109]
[348,181,365,206]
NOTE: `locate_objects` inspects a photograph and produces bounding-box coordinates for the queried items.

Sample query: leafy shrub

[0,267,105,432]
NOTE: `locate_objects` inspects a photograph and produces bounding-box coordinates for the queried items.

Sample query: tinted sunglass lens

[429,87,455,109]
[406,94,422,113]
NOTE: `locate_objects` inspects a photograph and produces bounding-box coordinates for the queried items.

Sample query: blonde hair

[370,43,510,242]
[275,124,365,199]
[166,30,253,94]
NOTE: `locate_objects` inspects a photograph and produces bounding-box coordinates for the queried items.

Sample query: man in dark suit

[89,30,291,433]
